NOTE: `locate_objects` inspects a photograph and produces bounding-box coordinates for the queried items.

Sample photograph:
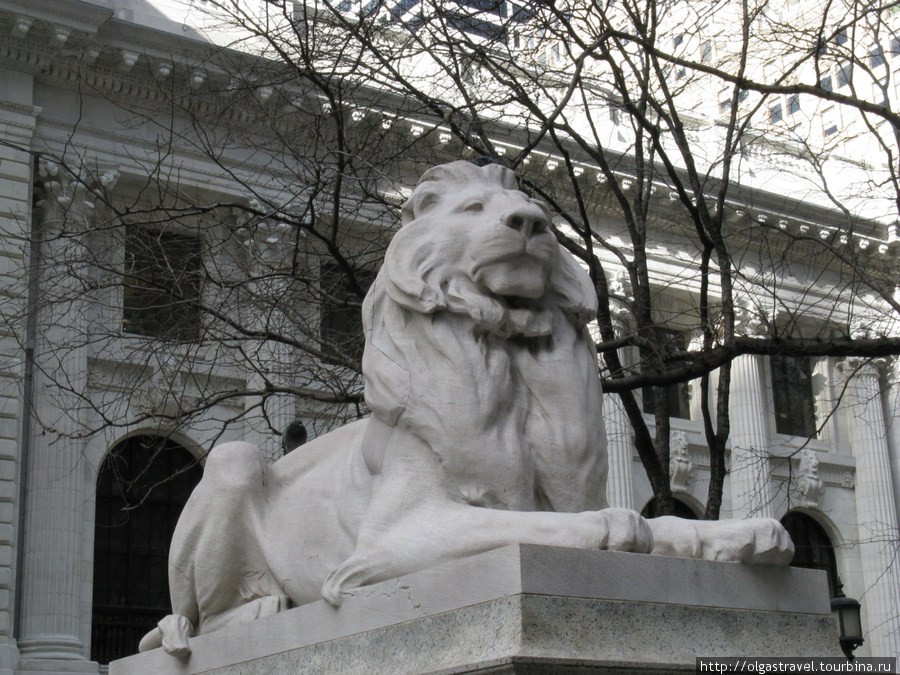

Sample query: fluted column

[17,160,104,672]
[0,94,41,675]
[604,392,634,509]
[238,216,298,460]
[728,304,773,518]
[602,283,634,510]
[842,358,900,659]
[885,358,900,529]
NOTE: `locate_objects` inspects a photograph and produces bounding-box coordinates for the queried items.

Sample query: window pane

[319,263,376,365]
[769,103,783,123]
[122,229,202,341]
[641,330,691,420]
[787,94,800,115]
[837,62,852,87]
[770,354,817,438]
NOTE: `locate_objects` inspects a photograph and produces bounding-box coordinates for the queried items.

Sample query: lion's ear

[380,221,447,314]
[400,187,441,225]
[551,246,599,327]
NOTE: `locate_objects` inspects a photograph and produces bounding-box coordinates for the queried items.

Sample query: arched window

[781,511,839,597]
[91,435,202,665]
[641,497,700,519]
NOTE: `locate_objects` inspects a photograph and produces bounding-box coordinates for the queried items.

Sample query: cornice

[1,0,894,268]
[0,0,112,36]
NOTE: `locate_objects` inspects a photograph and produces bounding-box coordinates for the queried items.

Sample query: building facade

[1,0,900,672]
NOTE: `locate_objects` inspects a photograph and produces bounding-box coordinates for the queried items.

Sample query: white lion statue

[140,161,793,657]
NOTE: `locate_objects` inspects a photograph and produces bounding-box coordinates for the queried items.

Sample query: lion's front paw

[649,517,794,565]
[586,508,653,554]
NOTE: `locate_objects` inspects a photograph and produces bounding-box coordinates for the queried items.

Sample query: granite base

[111,545,842,674]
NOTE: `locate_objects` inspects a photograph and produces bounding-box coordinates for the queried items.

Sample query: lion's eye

[461,201,484,213]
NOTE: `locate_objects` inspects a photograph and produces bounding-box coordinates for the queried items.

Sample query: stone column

[842,358,900,659]
[602,280,634,510]
[0,86,41,675]
[885,358,900,529]
[16,160,102,673]
[728,305,773,518]
[238,216,298,460]
[604,392,634,509]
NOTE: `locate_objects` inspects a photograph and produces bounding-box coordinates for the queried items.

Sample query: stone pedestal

[111,545,841,674]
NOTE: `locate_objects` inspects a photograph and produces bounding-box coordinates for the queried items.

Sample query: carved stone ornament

[734,297,766,336]
[607,268,634,325]
[35,157,119,229]
[669,430,695,493]
[142,162,795,658]
[792,449,825,509]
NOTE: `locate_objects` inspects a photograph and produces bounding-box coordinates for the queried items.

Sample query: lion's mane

[361,161,609,513]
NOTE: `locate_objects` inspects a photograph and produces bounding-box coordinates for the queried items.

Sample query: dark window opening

[448,13,506,40]
[389,0,421,19]
[769,103,783,123]
[454,0,507,16]
[770,354,817,438]
[510,2,534,22]
[781,511,838,597]
[701,40,713,64]
[870,46,886,68]
[787,94,800,115]
[91,435,202,665]
[891,36,900,56]
[819,75,833,91]
[834,28,848,46]
[123,229,201,341]
[319,262,376,365]
[641,330,691,420]
[361,0,383,15]
[837,62,852,87]
[642,497,700,519]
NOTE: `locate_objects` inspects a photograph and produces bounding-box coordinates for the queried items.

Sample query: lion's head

[379,161,597,338]
[359,161,608,513]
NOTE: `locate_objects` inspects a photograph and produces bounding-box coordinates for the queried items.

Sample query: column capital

[837,356,886,382]
[34,157,119,231]
[734,297,768,337]
[607,269,633,333]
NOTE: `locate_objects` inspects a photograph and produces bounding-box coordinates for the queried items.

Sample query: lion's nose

[503,204,549,238]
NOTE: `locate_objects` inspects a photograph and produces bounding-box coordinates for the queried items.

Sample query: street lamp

[831,579,863,661]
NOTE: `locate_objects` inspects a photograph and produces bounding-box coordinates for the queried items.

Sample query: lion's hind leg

[144,441,285,657]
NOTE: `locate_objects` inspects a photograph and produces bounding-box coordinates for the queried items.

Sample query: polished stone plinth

[111,545,841,674]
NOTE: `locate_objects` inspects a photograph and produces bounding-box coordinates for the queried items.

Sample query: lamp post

[831,580,864,661]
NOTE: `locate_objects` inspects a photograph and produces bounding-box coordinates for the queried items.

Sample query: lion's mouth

[487,294,553,338]
[496,294,541,310]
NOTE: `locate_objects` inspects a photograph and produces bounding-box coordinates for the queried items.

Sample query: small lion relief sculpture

[141,161,793,658]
